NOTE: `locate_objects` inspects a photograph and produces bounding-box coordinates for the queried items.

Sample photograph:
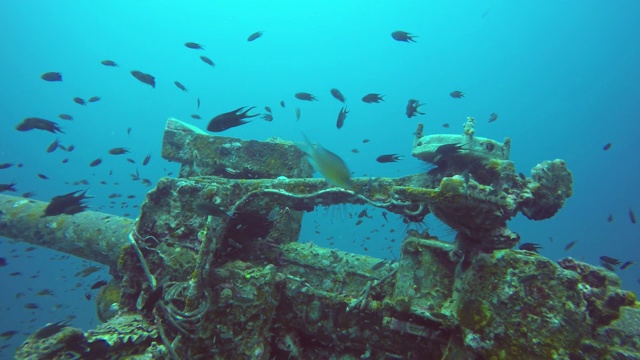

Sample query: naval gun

[1,117,638,359]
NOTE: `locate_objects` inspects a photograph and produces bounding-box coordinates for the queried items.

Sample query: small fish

[351,148,359,153]
[127,127,132,135]
[37,173,49,180]
[603,143,612,151]
[143,153,151,166]
[194,200,235,218]
[0,163,12,169]
[488,113,499,123]
[406,99,425,118]
[362,93,384,103]
[131,70,156,88]
[43,190,92,217]
[296,133,353,189]
[207,106,258,132]
[62,158,69,163]
[108,147,129,155]
[0,182,17,192]
[85,292,92,300]
[607,214,613,222]
[518,243,542,253]
[191,114,201,120]
[442,123,450,128]
[336,107,349,129]
[126,158,136,165]
[247,31,263,42]
[74,265,102,277]
[90,280,108,290]
[58,114,73,120]
[295,108,301,121]
[46,138,60,153]
[0,330,18,340]
[16,118,63,133]
[357,209,372,219]
[89,158,102,167]
[261,113,273,122]
[280,100,285,108]
[355,219,363,226]
[449,91,464,98]
[0,258,6,267]
[24,303,40,309]
[197,98,201,109]
[563,240,577,251]
[41,72,62,81]
[10,272,22,276]
[600,256,621,265]
[67,145,75,152]
[174,81,188,92]
[330,88,346,103]
[629,209,636,224]
[23,191,36,198]
[362,139,370,143]
[620,261,634,270]
[264,106,272,113]
[376,154,404,163]
[73,97,86,106]
[36,289,54,296]
[101,60,118,67]
[295,92,317,101]
[200,56,215,67]
[391,31,417,42]
[32,320,70,340]
[141,178,152,186]
[382,212,389,222]
[184,42,204,49]
[88,96,101,103]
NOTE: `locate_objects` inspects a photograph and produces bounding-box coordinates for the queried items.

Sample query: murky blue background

[1,1,639,355]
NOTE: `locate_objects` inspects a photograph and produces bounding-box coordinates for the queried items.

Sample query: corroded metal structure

[1,117,638,359]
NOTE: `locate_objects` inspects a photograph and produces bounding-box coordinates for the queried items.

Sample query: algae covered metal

[1,117,638,359]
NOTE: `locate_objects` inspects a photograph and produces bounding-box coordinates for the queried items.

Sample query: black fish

[265,106,272,113]
[603,143,612,151]
[330,88,346,103]
[143,153,151,166]
[295,92,316,101]
[58,114,73,120]
[207,106,258,132]
[406,99,425,118]
[450,91,464,98]
[391,31,417,42]
[33,320,70,340]
[247,31,263,42]
[126,158,136,164]
[442,123,450,128]
[280,100,285,108]
[41,72,62,81]
[46,138,60,153]
[191,114,201,120]
[607,214,613,222]
[200,56,215,67]
[629,209,637,224]
[376,154,404,163]
[43,190,91,217]
[131,70,156,88]
[336,106,348,129]
[194,200,235,218]
[519,243,542,253]
[185,42,204,49]
[73,97,86,106]
[67,144,75,152]
[0,257,7,266]
[37,173,49,180]
[174,81,188,92]
[0,163,13,169]
[197,98,200,109]
[108,147,129,155]
[362,93,384,103]
[90,280,108,290]
[0,182,17,192]
[89,158,102,167]
[600,256,621,265]
[261,113,273,122]
[488,113,498,123]
[16,118,64,133]
[88,96,101,103]
[101,60,118,67]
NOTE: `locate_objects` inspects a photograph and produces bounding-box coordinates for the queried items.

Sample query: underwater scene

[1,1,639,359]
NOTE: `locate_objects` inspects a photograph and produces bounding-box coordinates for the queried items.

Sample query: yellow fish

[297,133,353,189]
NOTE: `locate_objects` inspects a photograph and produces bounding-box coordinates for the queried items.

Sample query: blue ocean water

[1,0,639,356]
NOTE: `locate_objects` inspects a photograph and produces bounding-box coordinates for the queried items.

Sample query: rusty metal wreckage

[1,117,638,359]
